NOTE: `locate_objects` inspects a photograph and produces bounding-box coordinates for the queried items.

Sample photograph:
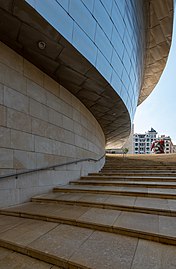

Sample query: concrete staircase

[1,154,176,268]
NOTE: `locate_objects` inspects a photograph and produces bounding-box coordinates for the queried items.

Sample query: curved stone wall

[0,42,105,207]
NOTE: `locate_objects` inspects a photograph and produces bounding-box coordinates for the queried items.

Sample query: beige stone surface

[62,115,74,132]
[29,99,49,121]
[32,118,52,138]
[27,79,46,104]
[4,86,28,113]
[11,130,34,151]
[0,217,58,246]
[0,148,13,168]
[0,215,23,233]
[0,189,20,208]
[78,207,121,226]
[24,60,44,87]
[32,192,65,200]
[60,99,73,118]
[135,197,170,211]
[0,127,10,148]
[46,91,61,112]
[34,136,54,155]
[14,150,37,169]
[43,74,60,97]
[0,105,6,126]
[159,215,176,237]
[114,212,159,234]
[6,202,64,216]
[51,204,89,220]
[48,108,63,127]
[0,247,13,259]
[78,193,109,203]
[29,224,93,261]
[0,250,54,269]
[148,188,176,195]
[0,83,3,105]
[60,85,72,105]
[105,195,136,207]
[4,67,26,94]
[70,230,138,269]
[46,192,84,201]
[7,108,31,132]
[131,239,176,269]
[167,199,176,210]
[121,187,148,193]
[0,63,5,85]
[0,42,23,73]
[0,42,105,207]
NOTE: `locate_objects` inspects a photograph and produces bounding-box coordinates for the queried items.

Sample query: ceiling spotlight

[37,41,46,50]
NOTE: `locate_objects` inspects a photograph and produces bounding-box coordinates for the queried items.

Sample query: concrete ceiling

[139,0,173,105]
[0,0,131,148]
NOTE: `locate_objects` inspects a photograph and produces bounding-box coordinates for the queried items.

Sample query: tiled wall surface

[0,42,105,207]
[26,0,146,120]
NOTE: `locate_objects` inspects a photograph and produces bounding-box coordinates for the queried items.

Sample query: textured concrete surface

[0,247,61,269]
[0,41,105,208]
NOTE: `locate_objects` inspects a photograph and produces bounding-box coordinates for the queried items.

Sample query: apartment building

[134,128,157,154]
[158,135,174,154]
[134,128,174,154]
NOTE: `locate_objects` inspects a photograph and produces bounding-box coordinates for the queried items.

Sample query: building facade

[134,128,157,154]
[134,129,174,154]
[0,1,173,206]
[158,135,174,154]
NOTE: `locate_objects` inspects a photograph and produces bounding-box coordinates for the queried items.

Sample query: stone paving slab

[0,218,58,246]
[53,184,176,199]
[89,171,176,175]
[29,224,93,262]
[134,197,170,211]
[131,239,176,269]
[2,226,176,269]
[69,230,138,269]
[71,180,176,188]
[32,191,176,214]
[84,175,176,180]
[0,215,25,233]
[2,202,176,244]
[114,212,159,235]
[0,247,61,269]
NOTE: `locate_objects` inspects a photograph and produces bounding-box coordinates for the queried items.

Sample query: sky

[133,10,176,144]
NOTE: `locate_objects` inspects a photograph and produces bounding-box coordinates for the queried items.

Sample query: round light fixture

[38,41,46,50]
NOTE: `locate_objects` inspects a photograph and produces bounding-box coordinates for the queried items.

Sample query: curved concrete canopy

[0,0,173,149]
[139,0,174,105]
[0,0,131,148]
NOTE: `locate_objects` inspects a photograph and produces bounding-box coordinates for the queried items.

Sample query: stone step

[0,246,61,269]
[101,167,176,170]
[70,180,176,189]
[83,175,176,181]
[31,192,176,216]
[89,171,176,176]
[0,215,176,269]
[1,202,176,246]
[53,185,176,199]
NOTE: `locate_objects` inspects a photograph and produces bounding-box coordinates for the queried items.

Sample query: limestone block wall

[0,42,105,207]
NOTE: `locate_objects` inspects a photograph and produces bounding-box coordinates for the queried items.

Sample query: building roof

[138,0,174,105]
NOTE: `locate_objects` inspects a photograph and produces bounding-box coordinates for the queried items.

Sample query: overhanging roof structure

[139,0,173,104]
[0,0,174,148]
